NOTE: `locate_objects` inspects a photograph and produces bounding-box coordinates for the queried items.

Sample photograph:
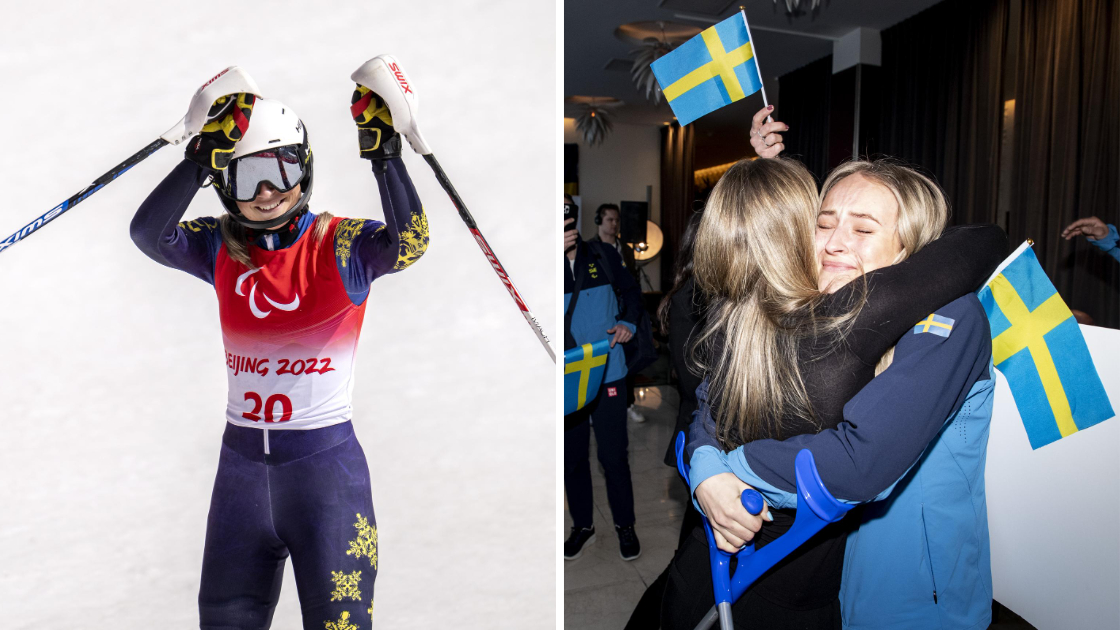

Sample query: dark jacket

[588,234,639,284]
[564,240,642,385]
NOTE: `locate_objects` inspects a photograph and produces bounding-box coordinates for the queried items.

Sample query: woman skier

[130,66,428,629]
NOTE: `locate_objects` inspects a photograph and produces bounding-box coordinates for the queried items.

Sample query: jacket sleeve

[833,224,1007,366]
[683,378,735,510]
[1088,224,1120,262]
[725,295,993,506]
[336,158,428,291]
[600,243,642,332]
[129,160,222,284]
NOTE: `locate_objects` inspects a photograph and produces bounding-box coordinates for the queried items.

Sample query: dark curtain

[876,0,1009,226]
[660,123,696,292]
[1010,0,1119,327]
[777,55,833,184]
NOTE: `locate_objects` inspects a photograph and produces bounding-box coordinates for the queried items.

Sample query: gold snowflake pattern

[334,219,367,268]
[323,610,358,630]
[179,217,219,233]
[367,599,374,620]
[330,570,362,602]
[393,210,429,270]
[346,513,378,568]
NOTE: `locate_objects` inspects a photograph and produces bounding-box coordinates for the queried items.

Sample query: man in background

[588,203,646,423]
[564,195,644,561]
[589,203,638,275]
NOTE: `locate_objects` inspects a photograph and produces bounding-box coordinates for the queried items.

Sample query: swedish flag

[650,13,763,126]
[564,339,611,416]
[978,242,1114,449]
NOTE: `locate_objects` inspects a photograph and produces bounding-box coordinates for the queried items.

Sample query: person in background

[590,203,639,275]
[564,196,645,562]
[589,202,646,423]
[1062,216,1119,262]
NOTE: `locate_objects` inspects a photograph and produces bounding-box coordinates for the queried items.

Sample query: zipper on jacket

[921,506,939,605]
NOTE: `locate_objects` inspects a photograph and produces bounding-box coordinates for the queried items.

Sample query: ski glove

[184,93,256,172]
[351,85,401,160]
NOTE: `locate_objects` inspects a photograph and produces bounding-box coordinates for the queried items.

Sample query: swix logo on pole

[470,229,529,312]
[388,63,413,94]
[235,268,301,319]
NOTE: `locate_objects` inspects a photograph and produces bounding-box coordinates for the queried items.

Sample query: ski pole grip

[160,66,263,145]
[740,489,764,515]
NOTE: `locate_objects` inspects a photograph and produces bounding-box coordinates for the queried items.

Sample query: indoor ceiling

[565,0,947,132]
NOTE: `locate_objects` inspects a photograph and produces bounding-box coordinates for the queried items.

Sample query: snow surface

[0,1,557,628]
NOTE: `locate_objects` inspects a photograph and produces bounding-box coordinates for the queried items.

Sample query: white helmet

[215,98,314,229]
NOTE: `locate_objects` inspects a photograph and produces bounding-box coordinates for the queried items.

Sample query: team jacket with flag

[564,241,641,385]
[130,158,428,430]
[689,295,995,630]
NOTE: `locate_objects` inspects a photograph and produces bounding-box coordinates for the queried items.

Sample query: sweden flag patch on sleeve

[914,313,955,338]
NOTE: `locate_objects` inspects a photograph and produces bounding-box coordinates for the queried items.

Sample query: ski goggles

[219,145,309,202]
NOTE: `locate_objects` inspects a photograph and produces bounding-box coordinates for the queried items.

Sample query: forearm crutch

[674,432,854,630]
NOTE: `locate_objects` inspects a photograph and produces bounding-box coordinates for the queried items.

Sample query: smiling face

[815,173,903,293]
[235,182,301,229]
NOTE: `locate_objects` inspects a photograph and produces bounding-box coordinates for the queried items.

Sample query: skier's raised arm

[130,94,258,283]
[333,84,428,297]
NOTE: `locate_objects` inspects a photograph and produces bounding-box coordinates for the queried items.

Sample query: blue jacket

[689,294,994,629]
[564,241,640,384]
[841,374,994,630]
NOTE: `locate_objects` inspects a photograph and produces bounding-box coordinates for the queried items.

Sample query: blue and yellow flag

[564,339,611,416]
[978,242,1114,449]
[650,13,763,126]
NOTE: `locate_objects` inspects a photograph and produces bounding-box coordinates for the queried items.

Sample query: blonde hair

[693,158,860,447]
[219,212,335,268]
[821,159,949,373]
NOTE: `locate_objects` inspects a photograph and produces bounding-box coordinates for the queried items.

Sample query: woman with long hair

[130,75,426,628]
[623,211,707,629]
[658,210,708,463]
[660,156,1006,628]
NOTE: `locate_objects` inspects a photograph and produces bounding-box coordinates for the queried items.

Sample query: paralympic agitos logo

[235,268,300,319]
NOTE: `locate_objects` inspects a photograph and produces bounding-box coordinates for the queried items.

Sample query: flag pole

[739,6,774,124]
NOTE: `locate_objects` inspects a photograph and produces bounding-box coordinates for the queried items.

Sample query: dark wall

[777,0,1119,327]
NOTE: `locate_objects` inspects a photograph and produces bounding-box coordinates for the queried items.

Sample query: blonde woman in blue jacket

[685,160,999,629]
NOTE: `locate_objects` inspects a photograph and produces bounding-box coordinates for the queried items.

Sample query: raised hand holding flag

[651,10,767,126]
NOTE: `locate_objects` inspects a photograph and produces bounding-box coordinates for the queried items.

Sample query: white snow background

[0,1,556,628]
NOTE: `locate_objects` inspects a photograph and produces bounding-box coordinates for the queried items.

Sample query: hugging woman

[659,156,1006,629]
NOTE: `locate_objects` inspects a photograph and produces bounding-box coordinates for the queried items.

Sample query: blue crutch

[674,432,854,630]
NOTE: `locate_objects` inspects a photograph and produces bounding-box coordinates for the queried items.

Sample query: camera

[564,201,577,228]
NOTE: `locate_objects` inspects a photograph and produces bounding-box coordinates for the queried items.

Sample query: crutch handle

[674,431,855,630]
[740,489,764,515]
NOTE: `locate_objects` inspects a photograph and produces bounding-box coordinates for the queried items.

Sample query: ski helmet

[214,98,314,230]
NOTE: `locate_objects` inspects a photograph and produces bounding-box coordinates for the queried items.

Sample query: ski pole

[0,66,262,257]
[423,153,556,363]
[351,55,556,364]
[0,139,169,254]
